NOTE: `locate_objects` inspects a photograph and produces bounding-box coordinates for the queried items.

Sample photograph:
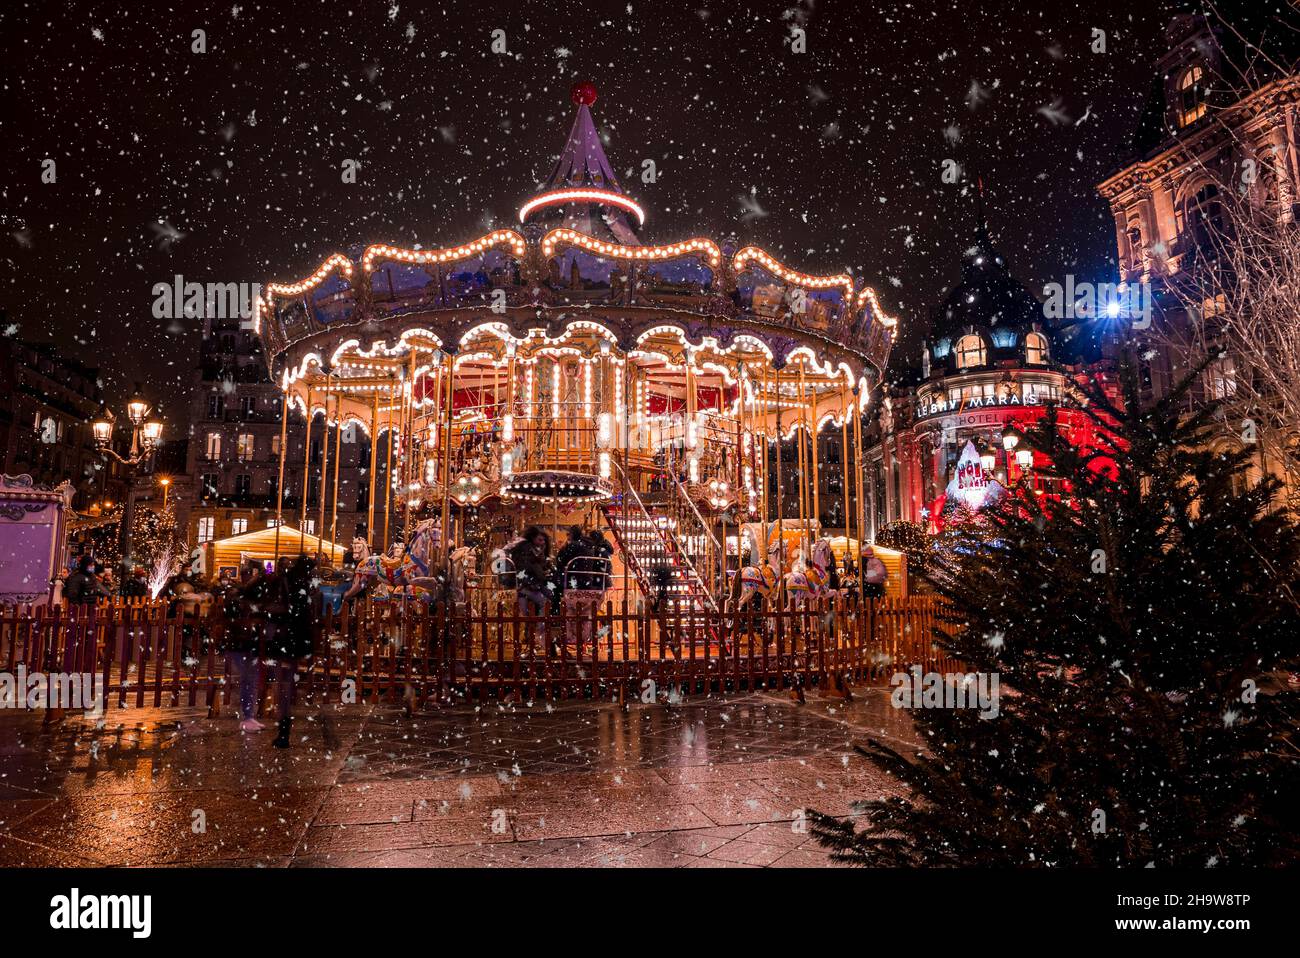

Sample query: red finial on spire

[570,81,598,106]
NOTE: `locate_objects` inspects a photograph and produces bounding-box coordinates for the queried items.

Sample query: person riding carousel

[553,526,614,651]
[509,526,553,620]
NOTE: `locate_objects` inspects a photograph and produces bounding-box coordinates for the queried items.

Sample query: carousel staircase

[601,474,723,657]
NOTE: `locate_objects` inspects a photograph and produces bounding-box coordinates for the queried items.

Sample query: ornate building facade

[1097,12,1299,410]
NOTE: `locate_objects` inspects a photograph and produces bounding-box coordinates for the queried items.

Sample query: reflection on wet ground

[0,687,918,868]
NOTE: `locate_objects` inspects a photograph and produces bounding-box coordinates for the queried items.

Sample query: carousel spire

[543,81,622,193]
[518,81,643,244]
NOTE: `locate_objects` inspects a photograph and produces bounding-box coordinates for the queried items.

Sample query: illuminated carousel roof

[253,81,898,424]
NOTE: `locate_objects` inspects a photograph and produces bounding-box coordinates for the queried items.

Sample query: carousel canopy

[252,80,897,421]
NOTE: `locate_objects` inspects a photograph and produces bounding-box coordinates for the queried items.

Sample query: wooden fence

[0,595,960,719]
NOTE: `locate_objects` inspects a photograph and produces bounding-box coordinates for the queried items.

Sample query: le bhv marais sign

[916,390,1043,422]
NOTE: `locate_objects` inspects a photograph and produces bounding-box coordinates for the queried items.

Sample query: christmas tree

[812,363,1300,866]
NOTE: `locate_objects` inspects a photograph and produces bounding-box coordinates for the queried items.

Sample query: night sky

[4,0,1214,422]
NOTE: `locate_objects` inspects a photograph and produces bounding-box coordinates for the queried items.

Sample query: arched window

[1177,66,1207,127]
[1185,183,1225,255]
[955,334,986,369]
[1025,332,1049,365]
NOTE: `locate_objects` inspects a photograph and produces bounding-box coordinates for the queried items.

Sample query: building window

[197,516,215,543]
[955,334,986,370]
[35,414,61,444]
[234,474,252,496]
[236,433,255,460]
[920,348,931,379]
[267,518,282,528]
[240,396,256,417]
[1025,332,1049,365]
[271,434,282,457]
[303,519,316,535]
[231,518,248,535]
[201,473,219,497]
[1177,65,1207,127]
[1186,183,1224,252]
[207,394,225,419]
[205,432,222,460]
[1206,355,1237,400]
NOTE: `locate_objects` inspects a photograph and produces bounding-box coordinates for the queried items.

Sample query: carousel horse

[436,546,473,609]
[343,518,443,601]
[811,537,835,580]
[784,542,834,611]
[737,564,780,610]
[783,565,830,610]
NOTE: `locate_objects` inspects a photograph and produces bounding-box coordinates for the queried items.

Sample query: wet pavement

[0,687,918,868]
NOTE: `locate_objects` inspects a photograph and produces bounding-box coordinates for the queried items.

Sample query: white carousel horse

[784,541,835,610]
[490,540,522,580]
[811,537,835,578]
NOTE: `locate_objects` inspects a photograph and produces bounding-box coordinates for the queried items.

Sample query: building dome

[925,219,1053,376]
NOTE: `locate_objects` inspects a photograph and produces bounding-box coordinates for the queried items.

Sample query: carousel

[252,81,896,620]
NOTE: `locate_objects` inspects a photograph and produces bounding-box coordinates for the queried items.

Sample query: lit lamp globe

[1015,447,1034,470]
[142,418,164,446]
[126,387,150,426]
[978,441,997,475]
[91,406,115,446]
[1001,424,1023,453]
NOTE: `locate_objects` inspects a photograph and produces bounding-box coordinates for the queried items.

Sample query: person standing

[224,560,270,732]
[863,547,888,599]
[553,526,589,612]
[62,555,108,607]
[510,527,553,614]
[123,567,149,599]
[269,555,316,748]
[510,526,553,648]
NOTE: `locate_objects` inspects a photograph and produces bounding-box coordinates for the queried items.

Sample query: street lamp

[91,386,165,578]
[93,387,164,466]
[978,439,997,476]
[158,476,171,510]
[91,406,115,445]
[1001,424,1024,453]
[126,386,149,427]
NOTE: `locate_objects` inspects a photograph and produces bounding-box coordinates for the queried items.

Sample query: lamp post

[1001,424,1024,483]
[92,385,164,578]
[978,439,998,477]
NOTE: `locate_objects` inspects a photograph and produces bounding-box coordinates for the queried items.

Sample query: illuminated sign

[945,441,1005,512]
[917,390,1041,421]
